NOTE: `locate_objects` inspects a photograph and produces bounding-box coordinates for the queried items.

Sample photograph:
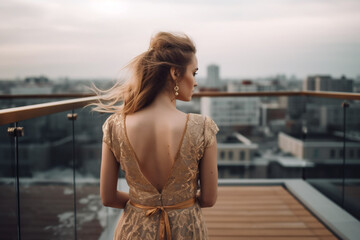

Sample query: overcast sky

[0,0,359,80]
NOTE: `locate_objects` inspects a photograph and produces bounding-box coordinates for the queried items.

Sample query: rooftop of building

[282,131,360,143]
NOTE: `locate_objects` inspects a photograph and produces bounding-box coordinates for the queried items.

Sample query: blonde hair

[91,32,196,114]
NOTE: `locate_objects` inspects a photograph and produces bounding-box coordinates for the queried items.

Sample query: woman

[97,32,219,239]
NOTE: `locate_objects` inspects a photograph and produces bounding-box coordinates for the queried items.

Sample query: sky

[0,0,359,80]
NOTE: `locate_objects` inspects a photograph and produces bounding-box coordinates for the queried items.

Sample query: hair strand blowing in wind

[90,32,196,115]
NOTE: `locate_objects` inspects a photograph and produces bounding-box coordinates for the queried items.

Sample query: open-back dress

[102,113,219,240]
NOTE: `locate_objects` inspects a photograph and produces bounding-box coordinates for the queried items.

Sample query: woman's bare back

[124,110,189,193]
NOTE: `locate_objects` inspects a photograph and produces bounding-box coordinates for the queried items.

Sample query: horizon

[1,72,358,83]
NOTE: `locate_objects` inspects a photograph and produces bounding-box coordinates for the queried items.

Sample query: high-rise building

[201,80,260,128]
[206,64,220,88]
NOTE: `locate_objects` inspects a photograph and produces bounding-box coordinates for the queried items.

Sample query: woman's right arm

[198,139,218,208]
[100,142,129,209]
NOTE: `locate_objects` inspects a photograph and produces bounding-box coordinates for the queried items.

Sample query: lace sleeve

[102,114,125,170]
[102,115,114,151]
[204,116,219,148]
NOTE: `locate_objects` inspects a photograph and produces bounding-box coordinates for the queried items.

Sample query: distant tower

[206,64,220,88]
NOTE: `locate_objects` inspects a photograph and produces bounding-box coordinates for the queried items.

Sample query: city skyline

[0,0,359,79]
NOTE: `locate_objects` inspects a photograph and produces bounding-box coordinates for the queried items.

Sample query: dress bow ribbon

[130,198,195,240]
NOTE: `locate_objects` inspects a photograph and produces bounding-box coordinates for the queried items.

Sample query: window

[220,151,225,160]
[313,149,319,159]
[239,151,245,160]
[330,149,335,159]
[228,151,233,160]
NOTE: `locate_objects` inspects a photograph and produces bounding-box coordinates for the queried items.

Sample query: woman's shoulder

[188,113,218,129]
[190,112,218,128]
[189,113,214,122]
[103,112,122,128]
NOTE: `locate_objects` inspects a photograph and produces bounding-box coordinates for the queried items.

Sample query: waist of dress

[129,197,196,240]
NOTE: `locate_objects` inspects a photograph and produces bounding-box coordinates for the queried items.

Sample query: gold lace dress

[102,113,219,240]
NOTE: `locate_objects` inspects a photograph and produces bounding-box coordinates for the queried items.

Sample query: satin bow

[130,198,196,240]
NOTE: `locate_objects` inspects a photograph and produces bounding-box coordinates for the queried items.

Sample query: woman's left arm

[100,142,129,209]
[198,139,218,208]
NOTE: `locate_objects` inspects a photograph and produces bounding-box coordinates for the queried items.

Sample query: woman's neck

[147,90,177,112]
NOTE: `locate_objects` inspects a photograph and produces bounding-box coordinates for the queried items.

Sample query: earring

[174,83,179,96]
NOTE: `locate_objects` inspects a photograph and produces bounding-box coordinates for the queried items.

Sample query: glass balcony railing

[0,122,17,239]
[0,91,359,239]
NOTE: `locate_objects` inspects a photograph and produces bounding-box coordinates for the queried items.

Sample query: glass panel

[74,108,121,239]
[0,123,17,239]
[262,95,305,179]
[17,111,75,239]
[302,96,347,214]
[343,100,360,220]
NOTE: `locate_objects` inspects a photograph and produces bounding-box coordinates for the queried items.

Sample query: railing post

[68,112,78,240]
[341,101,349,209]
[302,95,308,180]
[8,124,24,240]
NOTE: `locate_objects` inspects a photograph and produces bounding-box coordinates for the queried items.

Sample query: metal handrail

[0,93,94,99]
[1,91,359,126]
[0,96,98,125]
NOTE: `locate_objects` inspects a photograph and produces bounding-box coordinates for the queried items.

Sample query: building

[206,64,220,88]
[201,97,259,127]
[201,80,260,130]
[278,132,360,163]
[217,132,258,162]
[216,132,259,178]
[259,103,287,136]
[303,75,353,92]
